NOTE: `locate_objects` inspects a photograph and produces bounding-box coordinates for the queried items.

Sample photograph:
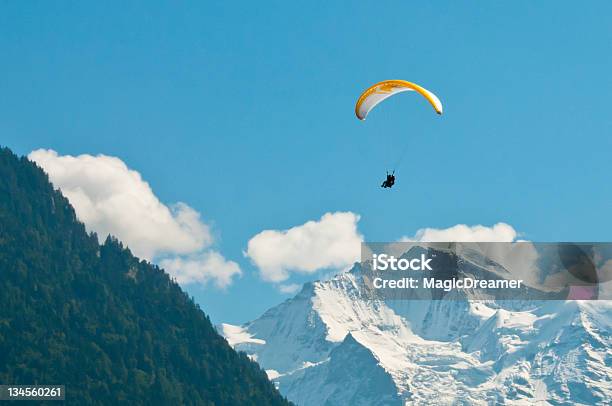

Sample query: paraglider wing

[355,80,443,120]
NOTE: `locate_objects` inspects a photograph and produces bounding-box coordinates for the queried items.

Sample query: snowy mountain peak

[222,267,612,405]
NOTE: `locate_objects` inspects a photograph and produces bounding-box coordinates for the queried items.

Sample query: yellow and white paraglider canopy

[355,80,443,120]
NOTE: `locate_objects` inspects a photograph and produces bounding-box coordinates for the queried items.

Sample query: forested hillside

[0,147,290,405]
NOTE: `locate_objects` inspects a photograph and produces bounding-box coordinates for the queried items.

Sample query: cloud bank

[247,218,535,288]
[245,212,363,282]
[29,149,240,288]
[30,149,532,291]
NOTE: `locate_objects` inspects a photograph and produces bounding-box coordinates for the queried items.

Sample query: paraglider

[381,171,395,188]
[355,80,443,188]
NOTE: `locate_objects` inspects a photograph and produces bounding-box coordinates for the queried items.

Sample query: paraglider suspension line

[390,140,412,173]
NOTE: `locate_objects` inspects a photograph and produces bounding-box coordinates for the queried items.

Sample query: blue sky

[2,2,612,323]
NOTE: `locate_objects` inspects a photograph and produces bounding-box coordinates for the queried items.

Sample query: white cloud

[245,212,363,283]
[402,222,518,243]
[29,149,240,288]
[29,149,211,259]
[160,252,241,289]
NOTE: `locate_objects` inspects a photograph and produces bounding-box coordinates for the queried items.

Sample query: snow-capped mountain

[221,249,612,405]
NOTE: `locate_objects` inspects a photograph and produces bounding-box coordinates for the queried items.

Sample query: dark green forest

[0,147,290,405]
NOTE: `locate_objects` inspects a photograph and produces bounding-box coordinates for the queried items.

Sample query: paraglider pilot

[381,171,395,188]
